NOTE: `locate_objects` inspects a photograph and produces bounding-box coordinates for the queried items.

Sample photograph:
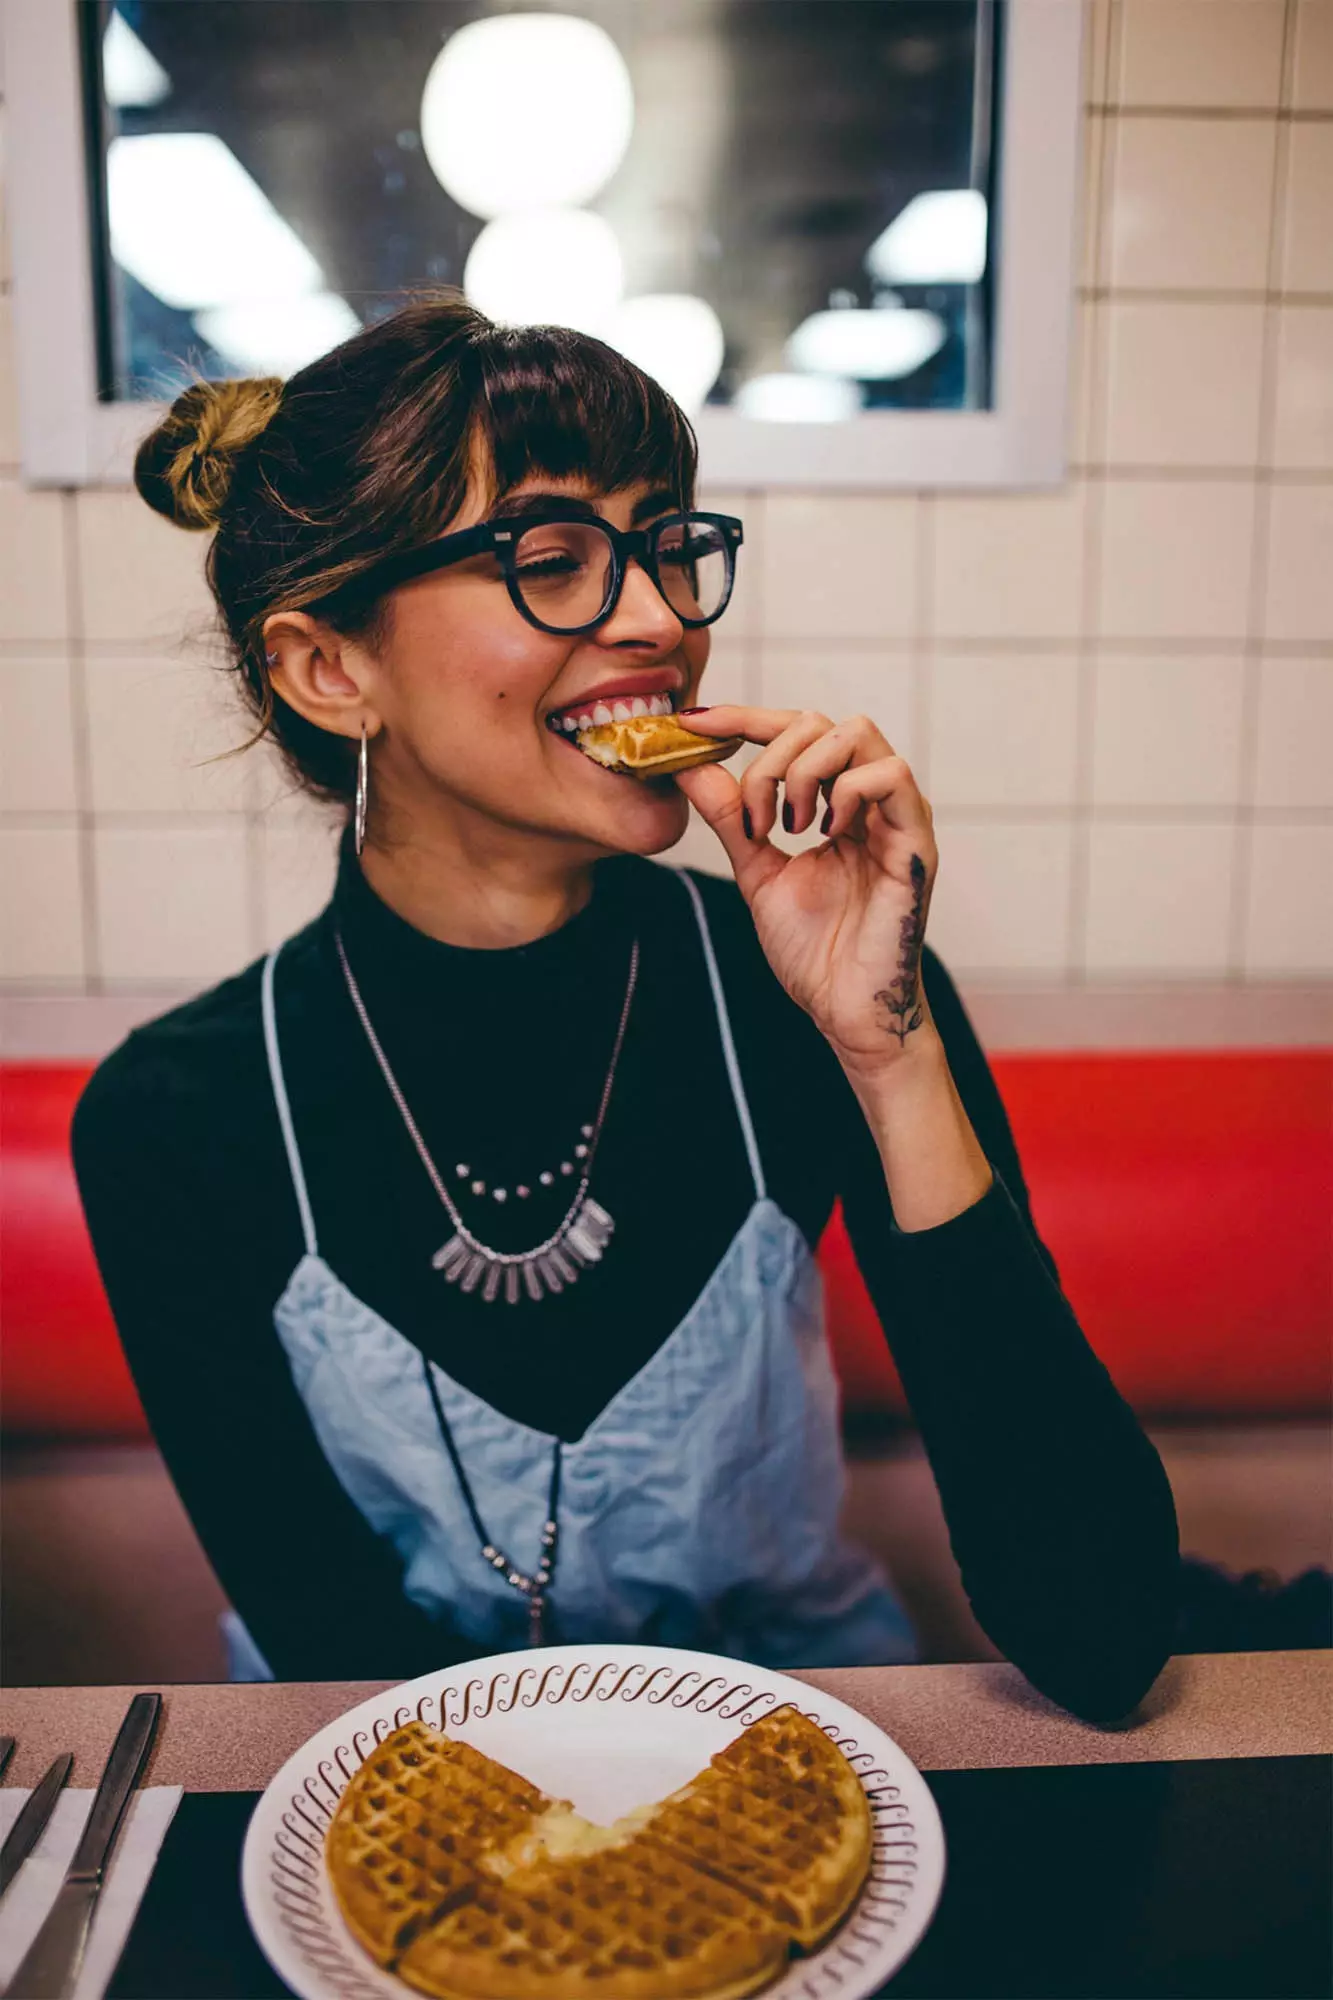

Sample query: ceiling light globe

[421,13,634,220]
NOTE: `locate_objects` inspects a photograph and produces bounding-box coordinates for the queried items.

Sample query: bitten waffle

[575,713,744,779]
[326,1706,872,2000]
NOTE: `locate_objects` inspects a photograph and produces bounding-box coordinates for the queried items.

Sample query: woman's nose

[598,556,684,648]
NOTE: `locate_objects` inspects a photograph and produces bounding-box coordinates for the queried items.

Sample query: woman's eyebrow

[630,490,680,524]
[487,490,681,525]
[490,492,599,523]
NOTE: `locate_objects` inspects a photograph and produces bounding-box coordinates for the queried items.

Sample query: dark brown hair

[133,294,699,801]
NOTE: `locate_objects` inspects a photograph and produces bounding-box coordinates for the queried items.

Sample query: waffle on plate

[326,1705,872,2000]
[576,714,743,779]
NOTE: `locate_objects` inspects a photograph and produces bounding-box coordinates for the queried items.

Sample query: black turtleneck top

[72,843,1178,1719]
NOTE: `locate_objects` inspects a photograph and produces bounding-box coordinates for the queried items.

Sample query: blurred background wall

[1,0,1330,1027]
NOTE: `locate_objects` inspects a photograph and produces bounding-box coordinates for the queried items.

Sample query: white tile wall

[1243,824,1333,974]
[1113,0,1286,110]
[258,810,340,953]
[929,654,1080,808]
[1092,654,1245,808]
[1099,481,1257,641]
[760,495,918,640]
[93,825,251,983]
[0,486,67,642]
[1280,120,1333,293]
[1254,658,1333,809]
[1103,300,1266,467]
[925,821,1075,976]
[0,828,85,981]
[1107,117,1277,292]
[932,489,1086,641]
[1263,484,1333,644]
[83,655,253,815]
[75,490,216,647]
[0,4,1329,1000]
[1270,306,1333,469]
[1292,0,1333,111]
[0,658,79,813]
[0,292,19,467]
[1084,822,1235,975]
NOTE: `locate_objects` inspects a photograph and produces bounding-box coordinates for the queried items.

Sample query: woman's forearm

[837,1023,995,1232]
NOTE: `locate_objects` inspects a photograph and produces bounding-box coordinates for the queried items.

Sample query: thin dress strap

[676,871,767,1202]
[260,947,319,1257]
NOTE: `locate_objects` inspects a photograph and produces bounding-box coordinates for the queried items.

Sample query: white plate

[242,1643,946,2000]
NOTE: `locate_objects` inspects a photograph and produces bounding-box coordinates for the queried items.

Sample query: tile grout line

[1067,66,1119,987]
[743,486,764,710]
[911,492,933,796]
[1227,1,1297,980]
[60,488,101,997]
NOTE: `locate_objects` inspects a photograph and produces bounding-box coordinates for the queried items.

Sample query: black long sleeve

[837,951,1180,1721]
[74,845,1178,1707]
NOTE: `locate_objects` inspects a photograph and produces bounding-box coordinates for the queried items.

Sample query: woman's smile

[544,671,684,740]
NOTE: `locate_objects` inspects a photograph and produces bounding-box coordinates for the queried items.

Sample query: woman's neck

[357,820,596,951]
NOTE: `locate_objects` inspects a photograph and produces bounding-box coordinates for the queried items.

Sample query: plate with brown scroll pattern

[241,1642,945,2000]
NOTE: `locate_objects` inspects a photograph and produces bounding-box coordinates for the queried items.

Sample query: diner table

[3,1649,1330,1999]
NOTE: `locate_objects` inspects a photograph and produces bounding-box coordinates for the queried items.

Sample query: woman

[74,298,1178,1720]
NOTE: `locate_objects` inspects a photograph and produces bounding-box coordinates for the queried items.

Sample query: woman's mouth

[545,691,679,736]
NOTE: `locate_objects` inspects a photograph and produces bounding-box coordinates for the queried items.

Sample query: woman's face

[355,473,714,858]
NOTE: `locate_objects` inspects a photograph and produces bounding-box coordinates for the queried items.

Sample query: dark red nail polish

[781,802,794,834]
[678,706,708,716]
[821,805,834,835]
[742,805,753,840]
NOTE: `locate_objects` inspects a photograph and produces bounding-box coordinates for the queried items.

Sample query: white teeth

[592,703,613,726]
[562,714,579,732]
[650,694,671,717]
[630,696,649,718]
[611,701,631,722]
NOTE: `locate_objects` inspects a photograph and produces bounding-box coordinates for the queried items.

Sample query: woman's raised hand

[674,706,941,1078]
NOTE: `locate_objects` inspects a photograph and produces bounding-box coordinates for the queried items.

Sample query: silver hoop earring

[354,721,369,857]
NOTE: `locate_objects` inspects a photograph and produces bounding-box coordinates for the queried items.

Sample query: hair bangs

[474,325,698,509]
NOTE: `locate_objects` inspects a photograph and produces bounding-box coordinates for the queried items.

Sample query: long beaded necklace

[420,1352,562,1645]
[334,928,639,1304]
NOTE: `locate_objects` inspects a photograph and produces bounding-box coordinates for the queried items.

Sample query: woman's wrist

[835,1029,994,1233]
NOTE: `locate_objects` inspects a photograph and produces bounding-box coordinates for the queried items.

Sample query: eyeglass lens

[511,517,730,631]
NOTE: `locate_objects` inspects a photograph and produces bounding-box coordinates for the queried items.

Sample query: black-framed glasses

[357,510,743,636]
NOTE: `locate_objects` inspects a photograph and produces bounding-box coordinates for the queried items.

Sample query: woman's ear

[262,612,383,739]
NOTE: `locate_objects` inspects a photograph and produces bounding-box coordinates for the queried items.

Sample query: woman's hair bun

[133,376,284,531]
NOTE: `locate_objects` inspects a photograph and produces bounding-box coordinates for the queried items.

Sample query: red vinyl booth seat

[2,1050,1330,1438]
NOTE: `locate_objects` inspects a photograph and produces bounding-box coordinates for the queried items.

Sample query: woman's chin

[585,779,692,857]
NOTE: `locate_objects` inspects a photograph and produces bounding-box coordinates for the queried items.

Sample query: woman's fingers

[674,763,787,898]
[676,703,803,746]
[776,714,894,833]
[824,755,936,851]
[738,712,837,840]
[680,704,932,857]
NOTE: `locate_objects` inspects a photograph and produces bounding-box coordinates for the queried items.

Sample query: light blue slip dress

[222,871,914,1680]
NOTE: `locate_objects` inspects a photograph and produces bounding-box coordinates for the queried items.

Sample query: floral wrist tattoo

[873,854,928,1045]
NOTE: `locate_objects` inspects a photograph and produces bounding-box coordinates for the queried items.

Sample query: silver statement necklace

[334,928,639,1306]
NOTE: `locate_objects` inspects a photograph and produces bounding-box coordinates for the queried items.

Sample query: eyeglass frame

[348,508,744,636]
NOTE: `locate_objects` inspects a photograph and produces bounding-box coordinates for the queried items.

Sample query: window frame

[2,0,1083,490]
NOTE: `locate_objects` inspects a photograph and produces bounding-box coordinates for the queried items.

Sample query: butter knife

[0,1756,73,1900]
[3,1694,161,2000]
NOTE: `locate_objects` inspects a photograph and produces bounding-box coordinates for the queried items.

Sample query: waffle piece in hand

[326,1722,555,1966]
[397,1830,788,2000]
[576,714,743,779]
[649,1707,874,1950]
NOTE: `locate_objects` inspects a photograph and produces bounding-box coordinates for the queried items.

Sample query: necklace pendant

[528,1592,546,1646]
[432,1197,616,1304]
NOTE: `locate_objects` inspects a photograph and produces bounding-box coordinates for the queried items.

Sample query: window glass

[86,0,997,418]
